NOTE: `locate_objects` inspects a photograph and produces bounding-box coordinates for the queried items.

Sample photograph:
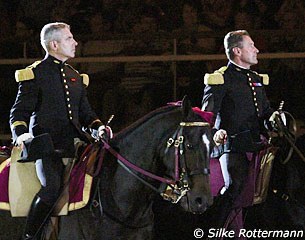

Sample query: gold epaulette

[204,66,227,85]
[259,74,269,85]
[15,69,34,82]
[15,61,41,82]
[80,74,89,87]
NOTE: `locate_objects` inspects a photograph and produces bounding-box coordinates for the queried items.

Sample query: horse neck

[114,107,181,161]
[104,108,181,219]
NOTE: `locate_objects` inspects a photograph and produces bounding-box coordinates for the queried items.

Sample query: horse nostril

[195,197,202,205]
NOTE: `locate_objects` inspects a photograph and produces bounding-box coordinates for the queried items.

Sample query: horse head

[159,96,213,213]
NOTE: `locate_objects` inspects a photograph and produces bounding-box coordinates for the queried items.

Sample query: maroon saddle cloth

[0,147,94,212]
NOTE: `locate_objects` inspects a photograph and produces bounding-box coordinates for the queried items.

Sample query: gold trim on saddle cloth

[0,159,10,211]
[0,158,8,173]
[68,173,93,211]
[0,202,10,211]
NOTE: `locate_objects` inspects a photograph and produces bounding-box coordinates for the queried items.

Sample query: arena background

[0,1,305,239]
[1,0,305,141]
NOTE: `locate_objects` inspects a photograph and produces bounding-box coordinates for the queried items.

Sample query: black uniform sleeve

[202,84,226,125]
[10,80,38,140]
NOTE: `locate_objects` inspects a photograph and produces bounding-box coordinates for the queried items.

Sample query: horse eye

[186,144,193,149]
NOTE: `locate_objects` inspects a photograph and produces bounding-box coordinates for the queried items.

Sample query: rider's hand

[97,125,113,141]
[269,111,279,126]
[269,111,286,130]
[213,129,227,146]
[16,133,34,146]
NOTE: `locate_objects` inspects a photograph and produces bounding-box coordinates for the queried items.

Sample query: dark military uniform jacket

[202,62,273,143]
[10,55,101,156]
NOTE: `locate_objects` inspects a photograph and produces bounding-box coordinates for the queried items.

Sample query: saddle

[210,145,278,206]
[209,145,278,237]
[0,142,99,217]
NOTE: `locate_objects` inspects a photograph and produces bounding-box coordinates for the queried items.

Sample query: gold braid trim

[11,121,27,129]
[180,122,210,127]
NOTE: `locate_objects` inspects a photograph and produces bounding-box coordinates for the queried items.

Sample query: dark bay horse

[58,97,213,240]
[0,97,213,239]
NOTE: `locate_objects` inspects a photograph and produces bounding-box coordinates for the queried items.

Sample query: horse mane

[114,104,180,139]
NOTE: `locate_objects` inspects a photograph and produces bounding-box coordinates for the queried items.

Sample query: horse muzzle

[179,191,213,214]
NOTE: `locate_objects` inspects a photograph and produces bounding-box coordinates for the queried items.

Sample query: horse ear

[181,95,192,119]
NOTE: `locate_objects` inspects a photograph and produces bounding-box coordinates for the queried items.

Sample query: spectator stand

[0,0,305,134]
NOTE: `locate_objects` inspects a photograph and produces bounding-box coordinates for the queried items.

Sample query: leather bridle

[96,121,211,204]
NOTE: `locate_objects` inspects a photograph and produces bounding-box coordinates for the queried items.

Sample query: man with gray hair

[201,30,275,229]
[10,22,111,239]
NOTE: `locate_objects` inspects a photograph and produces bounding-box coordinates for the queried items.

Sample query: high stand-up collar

[227,61,255,74]
[44,54,66,65]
